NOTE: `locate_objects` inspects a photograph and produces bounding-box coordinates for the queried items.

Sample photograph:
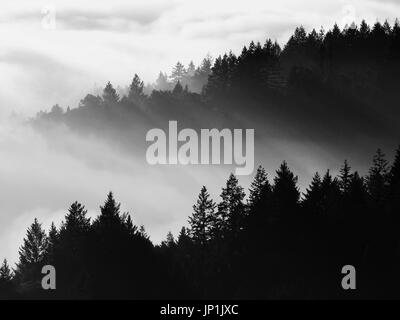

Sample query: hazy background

[1,0,400,264]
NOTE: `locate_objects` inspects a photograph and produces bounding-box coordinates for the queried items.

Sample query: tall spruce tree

[272,161,300,217]
[339,160,353,194]
[302,172,323,215]
[0,259,12,282]
[62,201,91,235]
[0,259,14,298]
[189,186,216,246]
[102,81,119,103]
[128,74,145,102]
[15,218,48,282]
[248,165,271,209]
[46,222,59,263]
[171,62,186,83]
[172,81,184,95]
[367,149,389,203]
[217,174,246,238]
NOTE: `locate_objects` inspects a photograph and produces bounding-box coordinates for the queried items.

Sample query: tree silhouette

[248,165,270,209]
[367,149,389,203]
[14,218,48,292]
[0,259,14,298]
[339,160,353,194]
[172,80,184,95]
[45,222,59,264]
[271,161,300,218]
[128,74,145,104]
[0,259,12,282]
[188,186,216,246]
[171,62,186,83]
[216,173,246,238]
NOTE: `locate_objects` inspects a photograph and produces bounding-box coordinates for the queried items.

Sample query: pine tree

[128,74,145,102]
[57,201,91,266]
[272,161,300,217]
[187,61,196,77]
[172,81,183,95]
[199,55,212,75]
[302,172,323,215]
[216,174,246,238]
[349,171,367,203]
[177,227,192,248]
[0,259,12,282]
[15,218,48,281]
[162,231,176,248]
[189,186,216,246]
[339,160,353,194]
[367,149,389,203]
[63,201,91,234]
[99,192,121,220]
[0,259,14,298]
[138,225,149,239]
[171,62,186,83]
[123,213,138,236]
[102,81,119,103]
[248,165,271,209]
[360,20,371,38]
[46,222,59,263]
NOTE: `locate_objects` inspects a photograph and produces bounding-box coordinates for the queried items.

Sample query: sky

[0,0,399,264]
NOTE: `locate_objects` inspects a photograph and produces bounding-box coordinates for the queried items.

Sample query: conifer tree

[339,160,353,194]
[46,222,59,263]
[102,81,119,103]
[128,74,145,102]
[177,227,192,250]
[15,218,48,281]
[248,165,271,209]
[171,62,186,83]
[272,161,300,217]
[302,172,323,215]
[0,259,14,298]
[62,201,91,235]
[98,192,121,222]
[367,149,389,203]
[123,213,138,236]
[173,81,184,95]
[187,61,196,77]
[162,231,176,248]
[189,186,216,246]
[0,259,12,282]
[216,174,246,237]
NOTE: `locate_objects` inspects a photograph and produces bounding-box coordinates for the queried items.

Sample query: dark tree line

[1,146,400,299]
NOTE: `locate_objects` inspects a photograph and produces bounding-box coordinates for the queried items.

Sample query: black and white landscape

[1,0,400,299]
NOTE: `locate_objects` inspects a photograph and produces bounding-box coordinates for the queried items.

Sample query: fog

[1,109,383,265]
[0,116,248,264]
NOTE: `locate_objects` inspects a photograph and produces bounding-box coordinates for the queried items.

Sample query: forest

[32,19,400,161]
[1,19,400,299]
[1,147,400,299]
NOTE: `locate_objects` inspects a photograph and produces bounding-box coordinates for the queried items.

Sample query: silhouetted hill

[31,20,400,166]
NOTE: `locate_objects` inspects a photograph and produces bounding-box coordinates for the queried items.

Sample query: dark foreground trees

[1,146,400,299]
